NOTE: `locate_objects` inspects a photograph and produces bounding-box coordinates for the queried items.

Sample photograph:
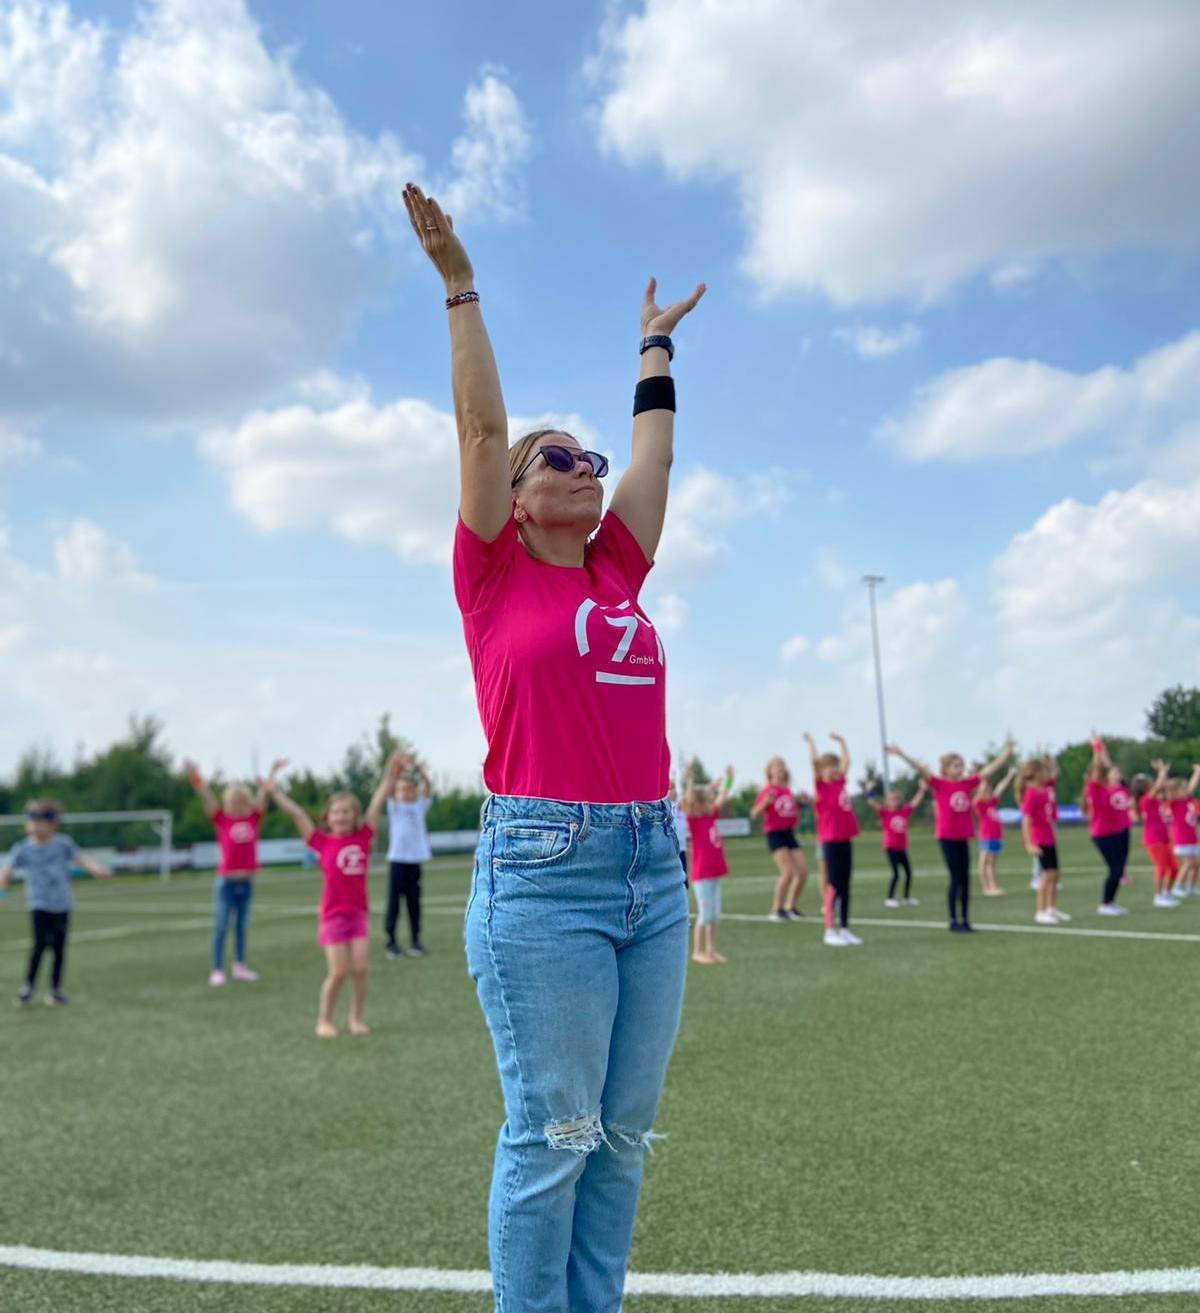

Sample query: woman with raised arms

[404,182,704,1312]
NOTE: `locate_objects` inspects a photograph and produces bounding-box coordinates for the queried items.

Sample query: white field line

[718,912,1200,945]
[5,1245,1200,1300]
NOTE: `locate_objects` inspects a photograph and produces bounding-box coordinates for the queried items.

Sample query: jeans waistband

[482,794,671,829]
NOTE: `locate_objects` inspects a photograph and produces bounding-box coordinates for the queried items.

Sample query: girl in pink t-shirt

[1018,758,1067,925]
[186,756,286,988]
[805,731,861,947]
[1131,760,1179,905]
[682,763,734,965]
[865,776,928,907]
[973,766,1016,898]
[887,741,1014,933]
[1082,736,1135,915]
[751,755,812,923]
[1167,763,1200,898]
[270,754,400,1038]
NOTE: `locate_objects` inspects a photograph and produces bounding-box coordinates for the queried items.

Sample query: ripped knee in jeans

[543,1111,665,1155]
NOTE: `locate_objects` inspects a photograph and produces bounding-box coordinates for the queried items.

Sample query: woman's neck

[519,522,588,567]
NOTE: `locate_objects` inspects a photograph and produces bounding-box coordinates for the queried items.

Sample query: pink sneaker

[209,969,227,987]
[232,963,259,983]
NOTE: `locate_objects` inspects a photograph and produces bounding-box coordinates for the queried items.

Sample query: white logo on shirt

[575,598,663,687]
[949,793,969,812]
[709,823,721,847]
[229,821,255,844]
[838,788,852,811]
[1111,791,1131,811]
[889,815,907,833]
[774,794,798,819]
[336,845,368,876]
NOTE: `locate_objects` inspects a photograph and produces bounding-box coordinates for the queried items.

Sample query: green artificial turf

[2,828,1197,1311]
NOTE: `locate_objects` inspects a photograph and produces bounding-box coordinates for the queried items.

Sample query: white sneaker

[840,929,863,946]
[1097,903,1128,916]
[1154,894,1180,908]
[905,897,920,906]
[823,928,848,947]
[1049,909,1072,923]
[1034,911,1057,925]
[884,898,900,909]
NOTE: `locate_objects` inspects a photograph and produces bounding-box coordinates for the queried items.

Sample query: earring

[515,509,527,522]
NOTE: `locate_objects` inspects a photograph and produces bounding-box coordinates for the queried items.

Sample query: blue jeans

[212,877,254,969]
[465,795,689,1313]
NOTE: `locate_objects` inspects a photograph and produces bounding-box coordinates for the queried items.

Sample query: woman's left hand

[641,277,706,338]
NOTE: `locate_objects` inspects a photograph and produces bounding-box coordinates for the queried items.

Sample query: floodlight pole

[863,575,890,790]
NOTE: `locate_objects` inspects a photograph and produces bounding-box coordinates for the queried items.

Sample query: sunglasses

[27,809,59,822]
[511,444,609,487]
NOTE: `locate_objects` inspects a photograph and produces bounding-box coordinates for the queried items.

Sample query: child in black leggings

[866,777,928,907]
[1,800,112,1005]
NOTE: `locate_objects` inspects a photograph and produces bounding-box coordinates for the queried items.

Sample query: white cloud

[650,592,688,635]
[0,0,528,423]
[834,323,922,359]
[594,2,1200,304]
[878,330,1200,462]
[813,579,966,680]
[440,72,531,222]
[53,518,153,589]
[779,634,809,663]
[0,425,40,463]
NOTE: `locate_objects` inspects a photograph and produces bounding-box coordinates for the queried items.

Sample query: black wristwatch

[639,334,674,361]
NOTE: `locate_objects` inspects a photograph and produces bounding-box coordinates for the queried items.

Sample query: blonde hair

[939,752,963,776]
[1015,758,1045,801]
[764,755,788,782]
[508,428,577,485]
[322,792,364,828]
[816,753,840,772]
[222,783,254,810]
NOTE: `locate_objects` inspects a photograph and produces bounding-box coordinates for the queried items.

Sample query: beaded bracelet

[445,291,480,309]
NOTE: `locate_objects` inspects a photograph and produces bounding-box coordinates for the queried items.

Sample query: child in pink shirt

[682,764,734,965]
[1131,760,1178,906]
[1168,764,1200,898]
[973,766,1017,897]
[270,753,401,1038]
[805,731,861,947]
[1019,758,1067,925]
[865,777,928,907]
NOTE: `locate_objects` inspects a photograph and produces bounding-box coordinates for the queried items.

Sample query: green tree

[1147,686,1200,742]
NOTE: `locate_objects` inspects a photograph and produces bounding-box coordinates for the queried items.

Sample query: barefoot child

[887,742,1014,933]
[974,766,1017,897]
[1168,764,1200,898]
[752,756,811,922]
[1018,758,1067,925]
[866,777,928,908]
[385,755,433,959]
[1,800,111,1006]
[270,754,401,1037]
[682,764,734,964]
[806,731,861,947]
[1132,760,1178,907]
[186,757,285,986]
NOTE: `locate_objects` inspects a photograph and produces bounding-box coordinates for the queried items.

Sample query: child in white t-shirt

[385,757,433,958]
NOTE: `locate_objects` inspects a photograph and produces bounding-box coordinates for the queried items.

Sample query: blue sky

[1,0,1198,786]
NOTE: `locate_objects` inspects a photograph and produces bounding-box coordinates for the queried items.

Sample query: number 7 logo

[574,598,662,686]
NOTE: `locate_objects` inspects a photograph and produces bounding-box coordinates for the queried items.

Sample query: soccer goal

[0,810,176,882]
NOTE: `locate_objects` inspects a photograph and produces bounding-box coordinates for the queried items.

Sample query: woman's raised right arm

[404,183,510,541]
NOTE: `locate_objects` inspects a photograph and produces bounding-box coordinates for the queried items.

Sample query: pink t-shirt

[930,776,980,841]
[213,810,261,875]
[755,784,801,833]
[454,511,667,803]
[1021,787,1057,847]
[878,805,913,852]
[307,826,374,920]
[974,795,1003,843]
[1086,780,1133,838]
[1140,795,1172,846]
[814,777,859,843]
[686,811,728,881]
[1170,797,1199,846]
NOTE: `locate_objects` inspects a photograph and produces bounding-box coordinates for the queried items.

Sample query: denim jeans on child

[212,876,254,969]
[465,794,689,1313]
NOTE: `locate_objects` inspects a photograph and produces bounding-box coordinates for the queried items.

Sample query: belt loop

[579,802,591,840]
[479,794,492,828]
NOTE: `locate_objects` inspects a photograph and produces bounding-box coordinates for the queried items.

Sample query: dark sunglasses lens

[541,446,576,473]
[584,452,609,478]
[28,810,57,821]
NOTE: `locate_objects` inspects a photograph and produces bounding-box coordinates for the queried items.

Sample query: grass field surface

[3,827,1198,1312]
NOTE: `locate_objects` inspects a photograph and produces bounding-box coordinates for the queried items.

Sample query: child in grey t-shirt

[0,800,111,1005]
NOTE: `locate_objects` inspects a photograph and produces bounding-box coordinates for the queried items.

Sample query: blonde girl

[974,766,1017,897]
[682,764,734,964]
[1018,757,1067,924]
[751,755,811,922]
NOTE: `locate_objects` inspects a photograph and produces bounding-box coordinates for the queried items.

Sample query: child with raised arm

[1083,736,1134,916]
[271,754,401,1037]
[186,757,285,986]
[1132,760,1178,907]
[682,764,734,964]
[866,776,928,908]
[1168,764,1200,898]
[385,755,434,959]
[1,800,111,1006]
[974,766,1017,897]
[752,756,811,922]
[806,732,861,947]
[1018,757,1067,925]
[887,741,1014,934]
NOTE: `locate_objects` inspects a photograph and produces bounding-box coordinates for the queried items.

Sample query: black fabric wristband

[633,376,676,417]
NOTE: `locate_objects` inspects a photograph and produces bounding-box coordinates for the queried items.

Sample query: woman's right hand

[403,183,474,293]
